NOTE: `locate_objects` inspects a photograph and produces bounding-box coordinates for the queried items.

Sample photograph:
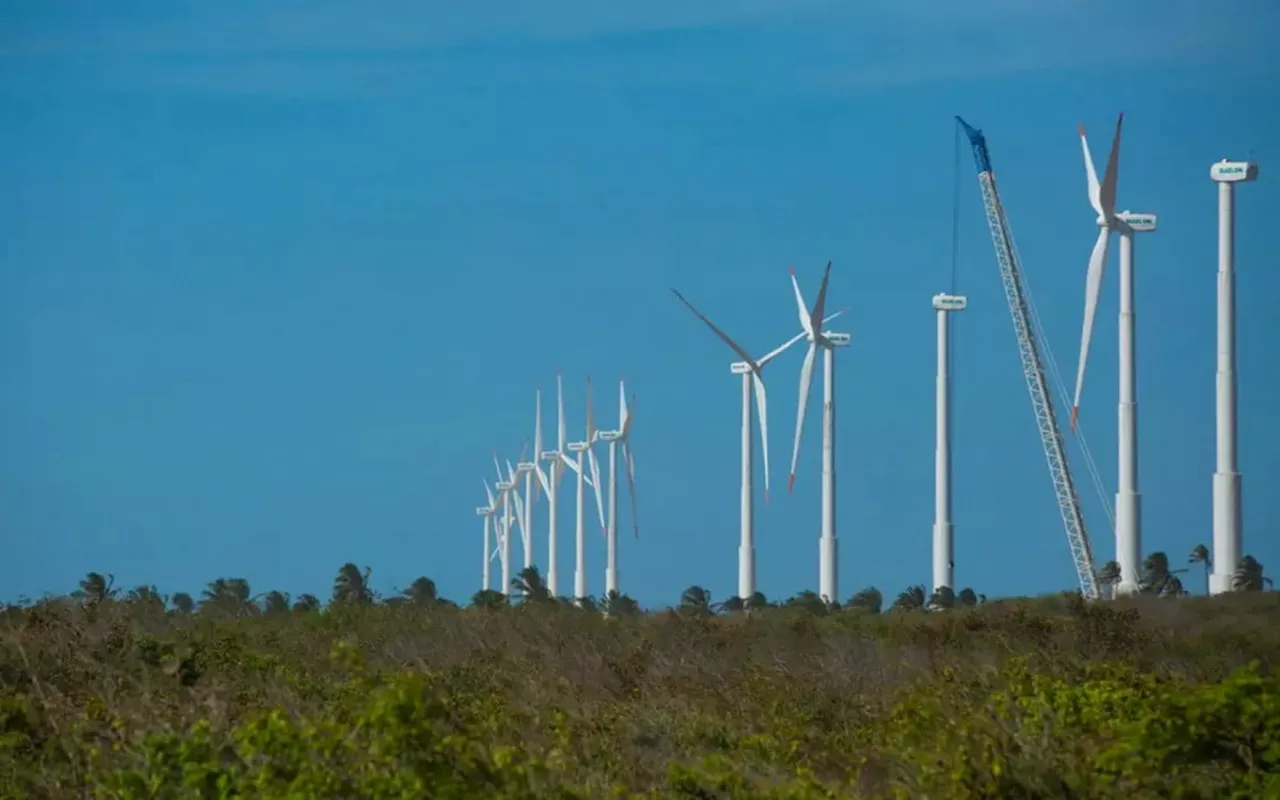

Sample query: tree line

[46,545,1269,618]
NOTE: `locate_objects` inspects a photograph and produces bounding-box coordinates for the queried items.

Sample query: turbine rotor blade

[788,267,814,337]
[1080,123,1103,217]
[1072,226,1111,431]
[788,343,817,491]
[809,261,833,340]
[556,370,566,451]
[622,441,639,539]
[1098,112,1123,218]
[751,373,771,504]
[671,289,760,372]
[587,447,606,533]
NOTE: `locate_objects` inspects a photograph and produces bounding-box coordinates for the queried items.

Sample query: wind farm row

[472,113,1261,605]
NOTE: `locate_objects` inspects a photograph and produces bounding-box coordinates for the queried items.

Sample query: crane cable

[948,119,962,455]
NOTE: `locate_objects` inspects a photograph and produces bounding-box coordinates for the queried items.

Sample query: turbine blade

[622,441,639,539]
[560,451,581,475]
[619,379,630,435]
[556,370,566,451]
[757,307,848,368]
[1072,226,1111,431]
[788,267,814,337]
[809,261,832,337]
[620,386,634,438]
[484,479,495,509]
[788,343,817,491]
[534,386,544,462]
[1099,112,1123,217]
[585,375,595,443]
[1080,123,1103,217]
[534,462,550,497]
[493,452,504,484]
[671,289,760,370]
[751,373,771,504]
[587,446,606,533]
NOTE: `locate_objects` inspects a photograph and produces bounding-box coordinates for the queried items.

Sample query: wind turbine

[567,376,606,604]
[932,293,967,594]
[491,453,522,596]
[786,262,851,605]
[476,480,498,592]
[595,379,638,598]
[672,288,846,601]
[1071,113,1156,597]
[1208,157,1259,594]
[535,371,593,598]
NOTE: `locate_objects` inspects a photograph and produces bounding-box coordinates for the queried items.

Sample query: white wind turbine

[1208,157,1259,595]
[1071,112,1156,597]
[595,379,638,598]
[672,288,846,601]
[491,452,523,596]
[786,262,851,605]
[476,480,499,592]
[534,371,596,599]
[568,376,607,604]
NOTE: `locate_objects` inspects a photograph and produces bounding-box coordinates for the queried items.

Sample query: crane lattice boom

[956,117,1100,600]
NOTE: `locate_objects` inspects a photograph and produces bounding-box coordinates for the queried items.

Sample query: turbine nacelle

[475,506,492,516]
[822,332,852,347]
[539,450,558,461]
[515,462,536,474]
[566,441,590,453]
[1210,159,1259,183]
[932,294,967,312]
[1116,211,1157,232]
[729,361,754,375]
[596,430,622,443]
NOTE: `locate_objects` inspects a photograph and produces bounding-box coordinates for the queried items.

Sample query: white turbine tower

[491,453,522,596]
[1071,113,1156,597]
[536,371,593,599]
[568,376,607,604]
[672,288,846,601]
[1208,157,1259,595]
[476,480,498,592]
[932,293,966,594]
[596,379,638,598]
[786,262,851,605]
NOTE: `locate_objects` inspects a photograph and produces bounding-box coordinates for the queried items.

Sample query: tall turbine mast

[671,288,846,601]
[596,379,638,598]
[786,262,851,605]
[1208,157,1259,595]
[477,480,498,592]
[567,376,606,604]
[1073,114,1156,596]
[536,371,582,599]
[932,293,966,594]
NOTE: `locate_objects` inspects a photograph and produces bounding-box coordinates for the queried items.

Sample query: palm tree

[784,590,829,616]
[1188,544,1212,595]
[928,586,956,611]
[1233,555,1272,591]
[470,589,508,609]
[200,578,255,614]
[511,566,552,604]
[717,596,746,614]
[602,590,640,616]
[1097,561,1121,599]
[893,585,927,611]
[126,585,167,614]
[678,585,714,617]
[76,572,116,603]
[332,563,373,606]
[402,577,439,605]
[1141,552,1187,597]
[170,592,195,614]
[745,591,770,612]
[292,593,322,613]
[957,587,979,607]
[261,590,291,614]
[846,586,883,614]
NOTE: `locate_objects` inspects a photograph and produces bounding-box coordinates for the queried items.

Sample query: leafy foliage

[0,564,1276,797]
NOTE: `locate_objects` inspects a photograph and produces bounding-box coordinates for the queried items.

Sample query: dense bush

[2,588,1279,798]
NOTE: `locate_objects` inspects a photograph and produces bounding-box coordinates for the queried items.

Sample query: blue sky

[2,0,1277,607]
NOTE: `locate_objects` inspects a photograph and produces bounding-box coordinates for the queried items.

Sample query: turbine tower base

[1210,471,1242,595]
[819,536,838,605]
[738,545,756,601]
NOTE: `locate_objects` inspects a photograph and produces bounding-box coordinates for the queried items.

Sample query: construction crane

[956,116,1101,600]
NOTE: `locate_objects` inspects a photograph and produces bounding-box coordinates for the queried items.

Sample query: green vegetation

[2,549,1277,798]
